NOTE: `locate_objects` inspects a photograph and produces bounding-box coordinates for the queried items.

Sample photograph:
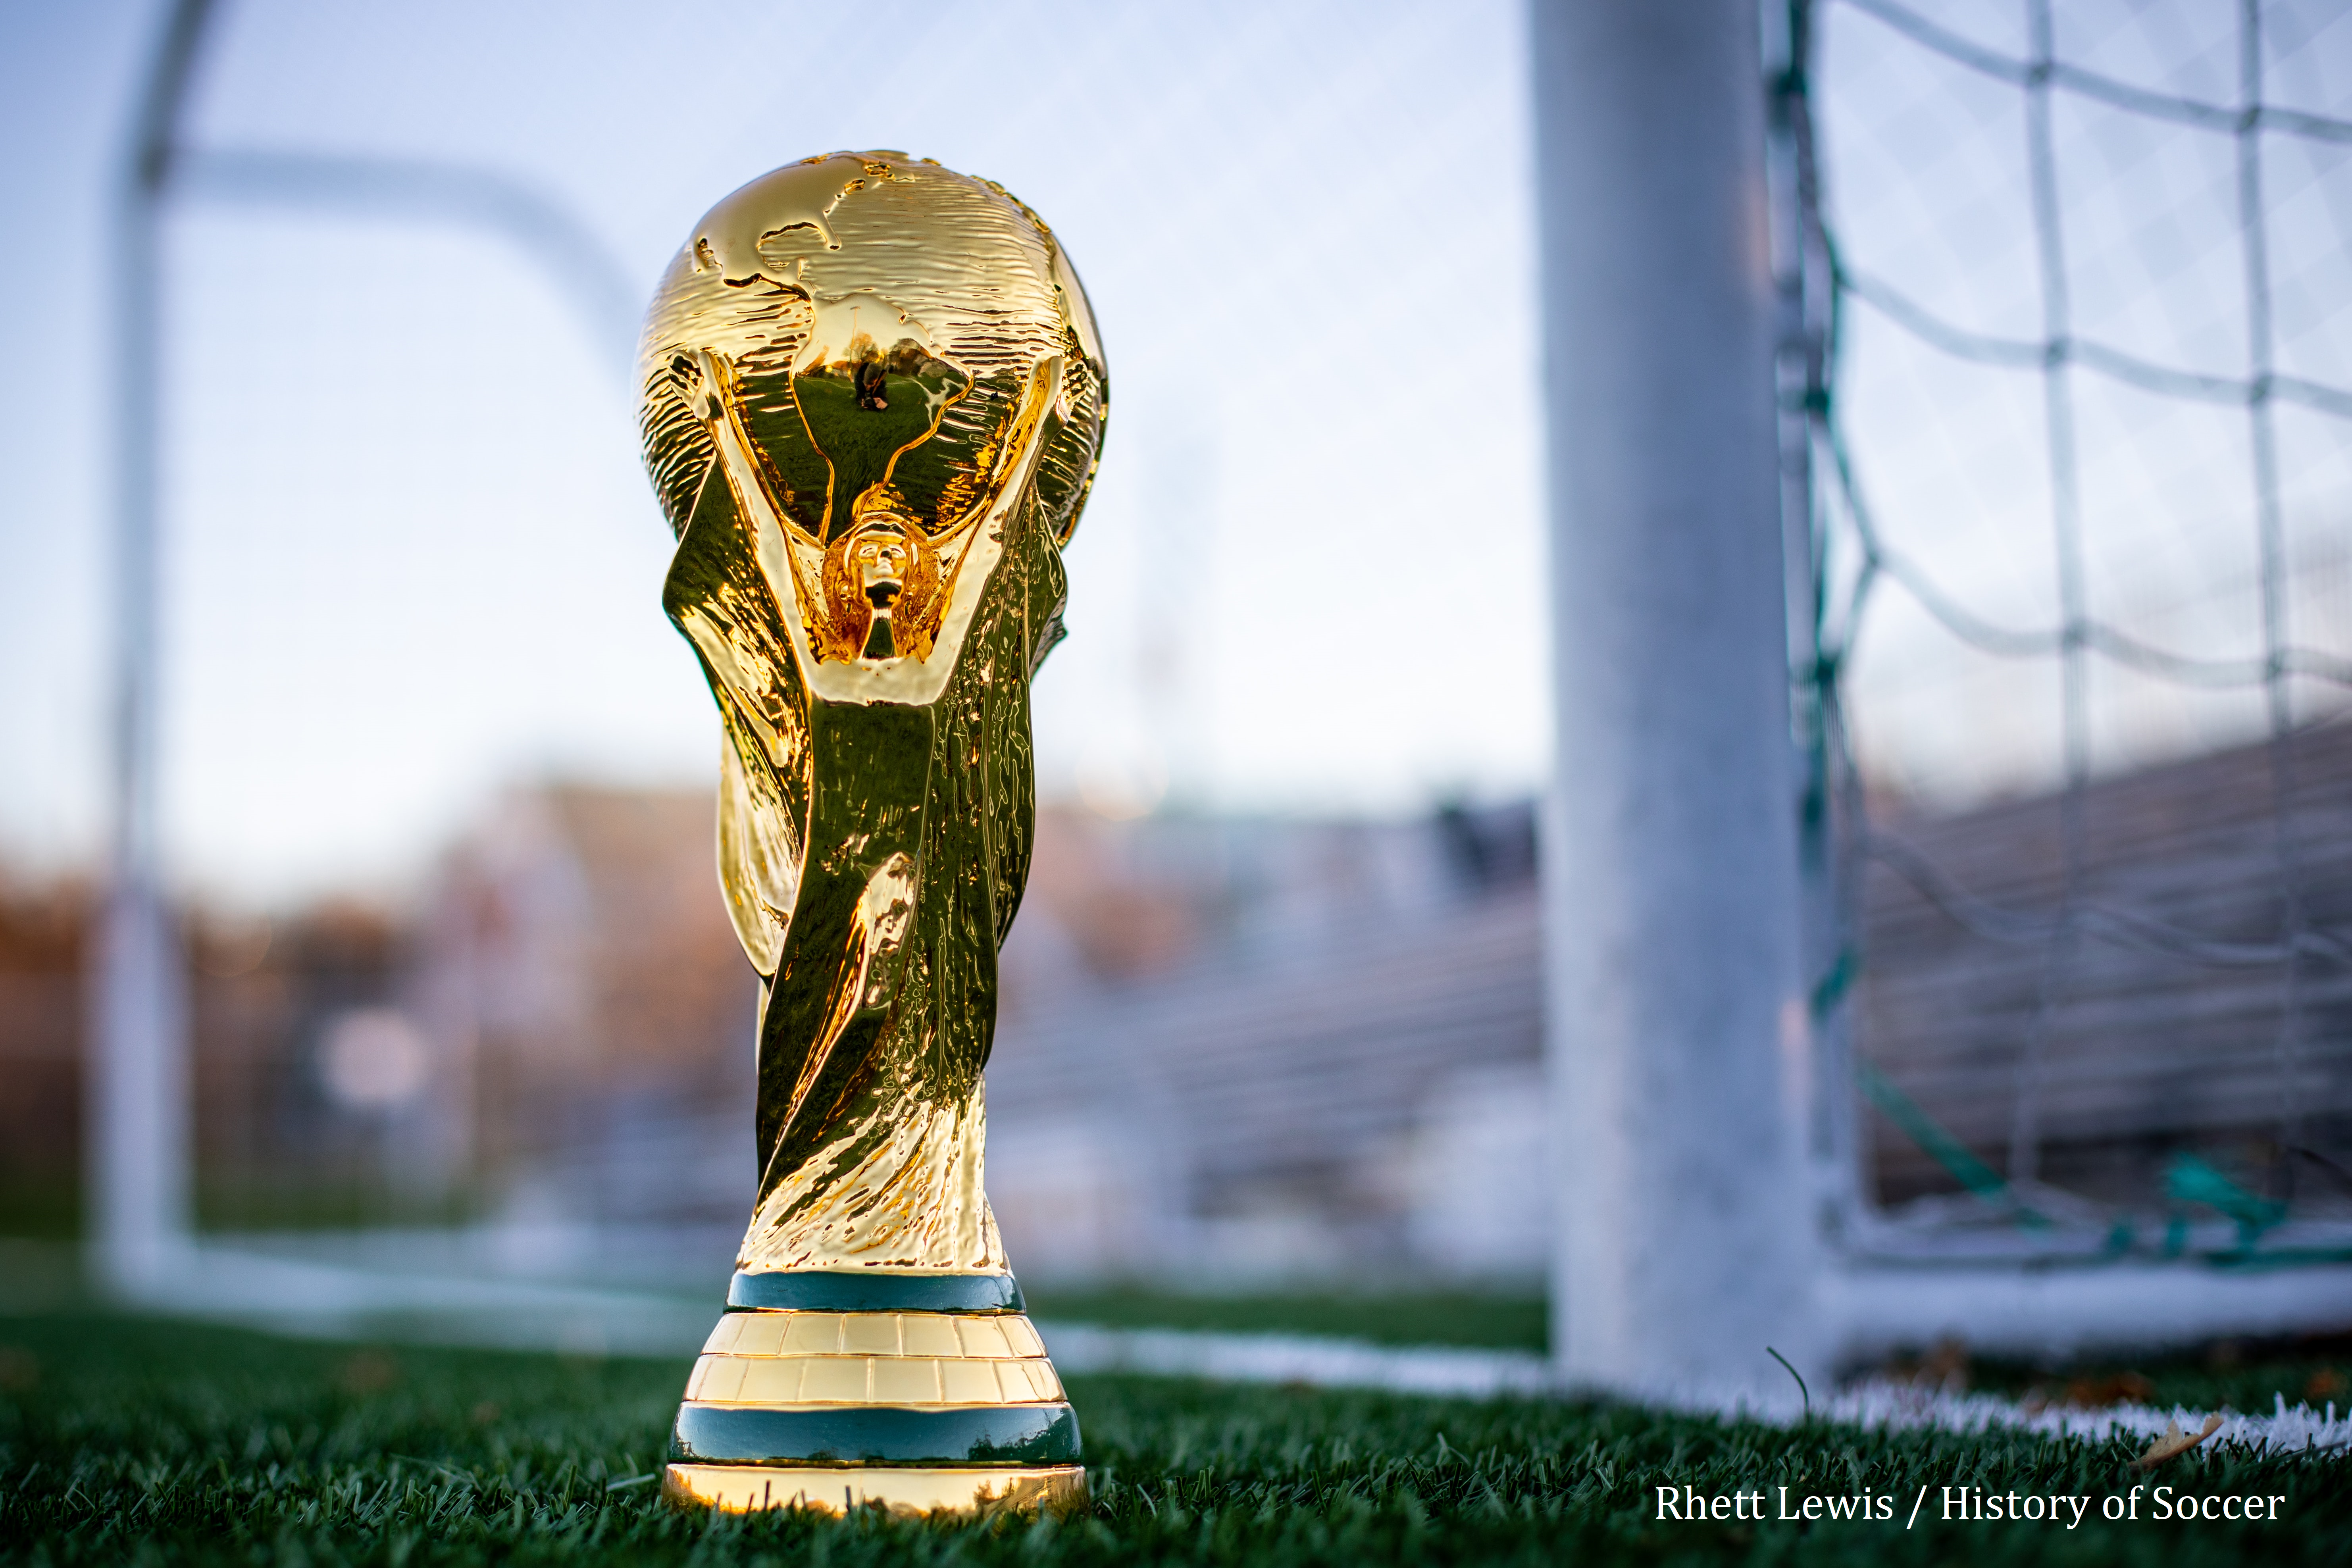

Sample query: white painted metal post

[1529,0,1818,1403]
[87,0,635,1294]
[91,0,215,1294]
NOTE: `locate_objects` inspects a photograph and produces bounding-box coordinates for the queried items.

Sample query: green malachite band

[724,1271,1025,1313]
[669,1403,1080,1467]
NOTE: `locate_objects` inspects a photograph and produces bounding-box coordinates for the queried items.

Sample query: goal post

[1529,0,1821,1404]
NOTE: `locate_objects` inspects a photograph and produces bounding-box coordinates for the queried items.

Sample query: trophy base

[661,1462,1087,1516]
[661,1271,1083,1519]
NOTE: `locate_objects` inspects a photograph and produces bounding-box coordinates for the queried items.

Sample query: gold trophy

[635,152,1107,1515]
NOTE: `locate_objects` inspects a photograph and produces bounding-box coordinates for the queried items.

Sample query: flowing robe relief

[665,460,1069,1270]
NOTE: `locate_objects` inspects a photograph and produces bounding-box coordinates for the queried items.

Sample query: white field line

[79,1245,2352,1456]
[1819,1378,2352,1456]
[1034,1320,2352,1456]
[1034,1321,1560,1399]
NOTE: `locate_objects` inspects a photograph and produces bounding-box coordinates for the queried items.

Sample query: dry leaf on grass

[2131,1412,2224,1471]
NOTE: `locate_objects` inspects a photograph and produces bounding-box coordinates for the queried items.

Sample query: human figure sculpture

[637,151,1107,1515]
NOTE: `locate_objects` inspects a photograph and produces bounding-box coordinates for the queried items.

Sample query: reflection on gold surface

[662,1463,1088,1517]
[683,1308,1064,1406]
[641,151,1105,1275]
[700,1308,1049,1358]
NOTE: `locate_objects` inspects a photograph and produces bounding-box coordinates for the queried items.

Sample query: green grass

[4,1172,482,1239]
[1024,1285,1549,1353]
[0,1181,77,1243]
[3,1312,2348,1565]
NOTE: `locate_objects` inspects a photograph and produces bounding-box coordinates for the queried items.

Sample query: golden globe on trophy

[635,152,1108,1515]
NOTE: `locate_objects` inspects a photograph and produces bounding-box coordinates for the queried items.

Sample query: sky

[0,0,1549,906]
[1,0,2347,905]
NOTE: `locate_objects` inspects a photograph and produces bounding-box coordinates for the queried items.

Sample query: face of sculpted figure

[638,152,1108,1274]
